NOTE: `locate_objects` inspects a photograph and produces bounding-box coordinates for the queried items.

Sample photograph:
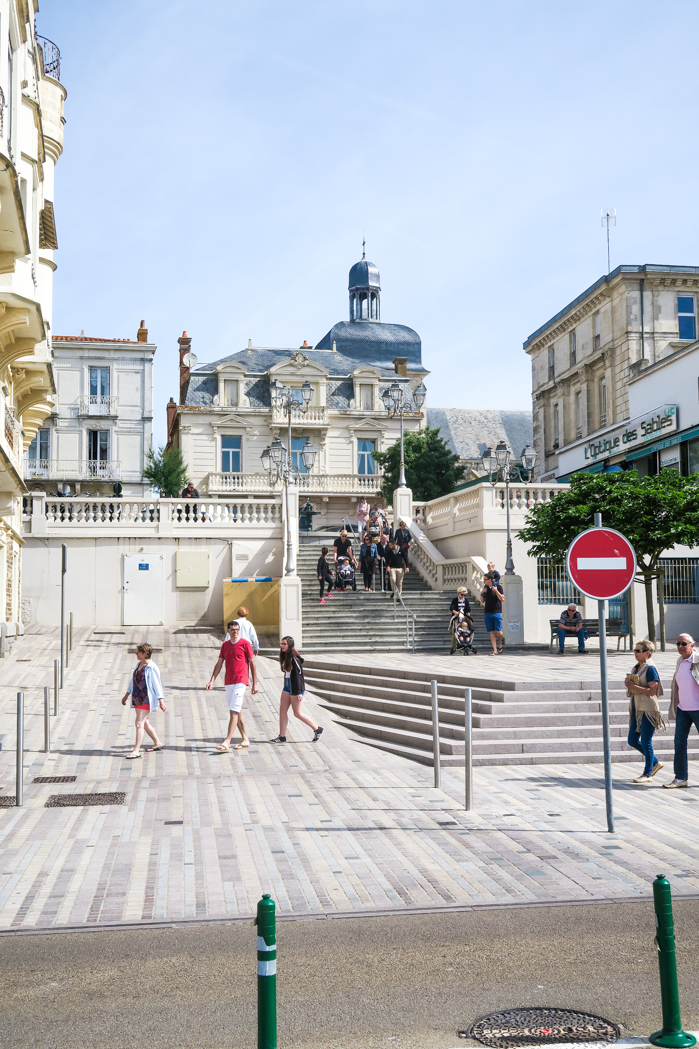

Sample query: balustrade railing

[35,497,282,528]
[78,395,118,417]
[271,404,328,425]
[206,471,382,495]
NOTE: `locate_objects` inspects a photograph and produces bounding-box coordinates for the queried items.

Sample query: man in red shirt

[206,620,259,751]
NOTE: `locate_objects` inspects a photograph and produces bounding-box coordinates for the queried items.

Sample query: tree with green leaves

[143,445,189,498]
[372,426,466,505]
[518,470,699,641]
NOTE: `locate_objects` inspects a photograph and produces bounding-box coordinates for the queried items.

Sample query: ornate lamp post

[262,382,317,576]
[480,442,536,575]
[381,380,426,488]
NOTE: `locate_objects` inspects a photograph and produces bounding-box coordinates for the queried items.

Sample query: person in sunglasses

[665,633,699,788]
[624,640,665,783]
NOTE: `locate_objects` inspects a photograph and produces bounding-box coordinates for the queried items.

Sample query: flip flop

[146,745,163,752]
[233,742,250,749]
[125,752,142,759]
[215,742,230,752]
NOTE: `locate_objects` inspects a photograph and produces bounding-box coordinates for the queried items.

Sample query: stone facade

[524,265,699,480]
[0,6,65,650]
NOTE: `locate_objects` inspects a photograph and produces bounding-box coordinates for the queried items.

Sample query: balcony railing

[205,471,382,495]
[36,35,61,80]
[23,496,283,531]
[23,459,122,481]
[0,392,22,472]
[271,404,328,426]
[78,395,118,417]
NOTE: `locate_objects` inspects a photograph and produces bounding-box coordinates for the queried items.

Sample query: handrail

[392,585,417,654]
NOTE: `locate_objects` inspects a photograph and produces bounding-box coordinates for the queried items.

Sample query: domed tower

[348,242,380,321]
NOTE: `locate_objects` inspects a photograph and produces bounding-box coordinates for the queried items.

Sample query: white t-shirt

[676,658,699,711]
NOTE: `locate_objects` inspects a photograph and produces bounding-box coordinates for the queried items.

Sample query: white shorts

[225,683,246,712]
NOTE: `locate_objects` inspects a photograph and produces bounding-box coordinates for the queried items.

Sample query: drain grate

[33,776,77,784]
[164,820,183,825]
[463,1008,620,1046]
[0,795,16,807]
[46,792,126,808]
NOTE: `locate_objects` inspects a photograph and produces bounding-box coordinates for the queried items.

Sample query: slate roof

[314,320,422,370]
[348,258,380,289]
[427,408,533,461]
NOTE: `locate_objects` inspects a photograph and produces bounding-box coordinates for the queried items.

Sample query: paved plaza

[0,628,698,935]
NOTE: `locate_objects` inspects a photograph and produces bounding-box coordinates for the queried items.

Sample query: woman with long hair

[625,638,666,783]
[270,636,324,744]
[120,643,167,758]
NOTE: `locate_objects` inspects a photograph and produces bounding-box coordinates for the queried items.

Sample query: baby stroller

[450,611,477,655]
[336,556,357,592]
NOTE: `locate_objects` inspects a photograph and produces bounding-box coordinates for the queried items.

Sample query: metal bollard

[54,658,59,713]
[65,626,70,670]
[16,692,24,807]
[256,893,277,1049]
[431,679,441,788]
[69,611,73,651]
[464,687,472,811]
[650,875,696,1047]
[44,686,51,753]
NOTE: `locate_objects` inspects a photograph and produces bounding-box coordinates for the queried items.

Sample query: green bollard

[255,894,277,1049]
[650,875,696,1048]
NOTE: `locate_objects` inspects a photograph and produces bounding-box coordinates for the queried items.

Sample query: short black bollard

[255,894,277,1049]
[649,875,696,1048]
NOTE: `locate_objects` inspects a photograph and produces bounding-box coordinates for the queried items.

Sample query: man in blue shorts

[480,571,505,655]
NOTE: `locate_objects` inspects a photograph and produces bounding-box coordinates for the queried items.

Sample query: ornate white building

[0,7,65,651]
[167,254,429,522]
[23,323,156,497]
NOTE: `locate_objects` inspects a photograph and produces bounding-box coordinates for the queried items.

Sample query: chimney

[393,357,408,377]
[166,397,177,447]
[137,319,148,342]
[178,331,192,405]
[300,340,309,348]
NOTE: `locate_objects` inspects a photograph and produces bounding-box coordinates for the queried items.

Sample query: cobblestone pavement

[0,627,698,933]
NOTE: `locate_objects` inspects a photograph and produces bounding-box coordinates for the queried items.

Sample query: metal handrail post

[53,658,59,714]
[431,679,441,787]
[69,611,73,651]
[65,625,70,670]
[465,687,472,810]
[44,686,50,752]
[16,692,24,806]
[60,543,66,687]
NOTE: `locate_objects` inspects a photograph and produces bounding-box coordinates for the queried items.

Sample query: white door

[123,553,164,625]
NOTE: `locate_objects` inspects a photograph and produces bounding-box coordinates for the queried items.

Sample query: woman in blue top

[625,639,666,783]
[121,643,167,759]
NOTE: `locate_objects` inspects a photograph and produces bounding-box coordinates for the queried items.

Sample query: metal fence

[658,558,699,604]
[537,558,582,605]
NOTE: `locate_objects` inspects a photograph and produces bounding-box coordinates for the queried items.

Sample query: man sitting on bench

[558,603,585,654]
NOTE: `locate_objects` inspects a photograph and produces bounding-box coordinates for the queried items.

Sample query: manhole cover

[33,776,77,784]
[463,1008,620,1047]
[45,792,126,808]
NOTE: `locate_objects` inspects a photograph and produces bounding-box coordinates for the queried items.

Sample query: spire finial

[362,231,365,260]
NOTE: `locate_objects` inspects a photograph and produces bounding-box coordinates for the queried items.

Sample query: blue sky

[38,0,699,447]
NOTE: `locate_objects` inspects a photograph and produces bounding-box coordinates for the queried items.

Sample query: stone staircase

[297,534,487,653]
[302,658,698,767]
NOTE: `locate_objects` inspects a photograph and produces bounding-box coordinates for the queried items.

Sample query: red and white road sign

[566,527,637,600]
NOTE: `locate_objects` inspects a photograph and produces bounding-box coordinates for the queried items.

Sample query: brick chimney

[178,331,192,405]
[166,397,177,448]
[393,357,408,377]
[137,319,148,342]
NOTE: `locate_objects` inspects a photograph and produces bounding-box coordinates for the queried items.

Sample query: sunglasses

[677,641,691,647]
[633,648,647,654]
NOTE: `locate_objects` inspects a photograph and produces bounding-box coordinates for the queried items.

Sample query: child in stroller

[450,610,477,655]
[336,556,357,592]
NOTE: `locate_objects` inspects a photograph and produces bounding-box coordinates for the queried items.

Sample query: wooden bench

[549,617,628,652]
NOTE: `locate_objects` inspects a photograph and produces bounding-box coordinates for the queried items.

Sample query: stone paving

[0,627,698,933]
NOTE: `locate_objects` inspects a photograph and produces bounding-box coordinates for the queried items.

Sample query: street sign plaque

[566,527,636,601]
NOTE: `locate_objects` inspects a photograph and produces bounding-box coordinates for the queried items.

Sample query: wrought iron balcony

[36,35,61,81]
[78,395,118,417]
[24,458,122,481]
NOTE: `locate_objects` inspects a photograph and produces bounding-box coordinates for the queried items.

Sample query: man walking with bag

[664,632,699,788]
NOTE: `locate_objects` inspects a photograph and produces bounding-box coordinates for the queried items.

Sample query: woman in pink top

[357,497,370,533]
[665,633,699,788]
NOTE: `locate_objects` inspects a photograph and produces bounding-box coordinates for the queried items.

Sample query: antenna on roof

[601,208,616,274]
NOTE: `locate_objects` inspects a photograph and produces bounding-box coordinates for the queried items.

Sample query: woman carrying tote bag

[625,639,666,783]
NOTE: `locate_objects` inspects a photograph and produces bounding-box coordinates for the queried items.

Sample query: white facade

[24,326,156,497]
[0,6,65,651]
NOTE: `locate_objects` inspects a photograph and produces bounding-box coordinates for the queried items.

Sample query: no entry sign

[566,526,636,600]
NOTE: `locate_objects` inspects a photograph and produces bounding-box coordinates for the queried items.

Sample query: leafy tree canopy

[143,445,189,498]
[518,470,699,640]
[372,426,466,505]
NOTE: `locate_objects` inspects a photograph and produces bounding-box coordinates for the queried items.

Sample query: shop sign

[583,405,677,462]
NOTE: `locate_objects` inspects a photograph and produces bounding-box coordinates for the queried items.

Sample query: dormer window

[359,384,373,411]
[223,380,238,407]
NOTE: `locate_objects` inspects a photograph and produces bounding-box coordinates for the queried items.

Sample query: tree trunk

[643,571,656,642]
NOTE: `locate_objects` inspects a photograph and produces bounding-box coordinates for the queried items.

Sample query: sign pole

[594,512,614,833]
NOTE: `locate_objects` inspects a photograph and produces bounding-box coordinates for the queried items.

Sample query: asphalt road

[2,900,699,1049]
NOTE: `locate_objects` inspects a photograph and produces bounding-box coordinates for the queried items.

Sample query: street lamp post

[480,443,537,575]
[382,380,426,488]
[262,382,317,576]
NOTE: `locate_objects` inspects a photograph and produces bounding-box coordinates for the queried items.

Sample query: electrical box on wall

[175,550,210,588]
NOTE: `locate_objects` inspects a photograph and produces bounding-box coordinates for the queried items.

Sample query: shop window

[688,438,699,476]
[678,296,696,340]
[221,435,241,473]
[658,558,699,604]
